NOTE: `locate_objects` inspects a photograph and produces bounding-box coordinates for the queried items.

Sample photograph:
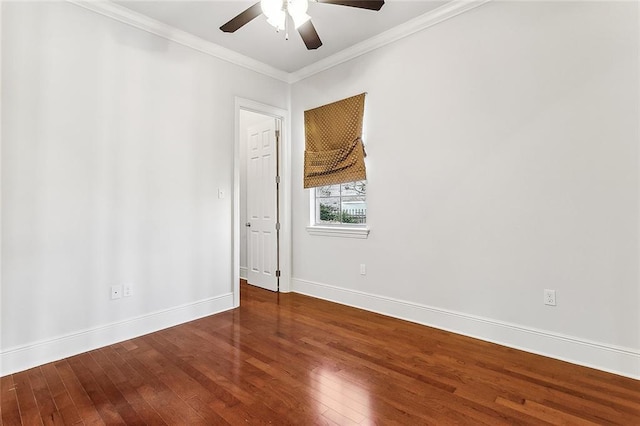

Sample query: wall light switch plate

[123,283,133,297]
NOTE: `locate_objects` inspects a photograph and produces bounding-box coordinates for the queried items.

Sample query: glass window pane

[316,198,340,224]
[314,181,367,226]
[316,184,340,198]
[341,181,366,197]
[341,197,366,224]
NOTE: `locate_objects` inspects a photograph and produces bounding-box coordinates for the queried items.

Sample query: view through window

[315,180,366,225]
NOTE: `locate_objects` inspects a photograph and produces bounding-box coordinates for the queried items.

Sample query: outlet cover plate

[544,289,556,306]
[111,285,122,300]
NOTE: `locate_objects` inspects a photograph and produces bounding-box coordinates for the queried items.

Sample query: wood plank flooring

[2,282,639,425]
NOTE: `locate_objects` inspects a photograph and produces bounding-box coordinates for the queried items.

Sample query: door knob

[245,222,251,227]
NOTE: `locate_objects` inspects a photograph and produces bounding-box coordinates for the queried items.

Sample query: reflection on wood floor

[2,281,639,424]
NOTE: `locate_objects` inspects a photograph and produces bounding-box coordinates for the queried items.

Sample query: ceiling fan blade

[220,2,263,33]
[298,20,323,50]
[316,0,385,11]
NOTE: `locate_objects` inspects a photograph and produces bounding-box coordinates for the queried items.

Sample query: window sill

[306,226,370,239]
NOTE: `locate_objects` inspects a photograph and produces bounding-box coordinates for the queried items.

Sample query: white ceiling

[115,1,448,73]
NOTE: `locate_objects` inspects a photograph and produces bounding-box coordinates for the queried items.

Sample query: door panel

[250,231,259,273]
[262,231,273,275]
[246,119,278,291]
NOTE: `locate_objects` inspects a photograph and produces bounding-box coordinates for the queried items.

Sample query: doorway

[234,98,290,307]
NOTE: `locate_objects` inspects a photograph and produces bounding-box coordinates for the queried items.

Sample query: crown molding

[67,0,490,85]
[67,0,291,83]
[289,0,491,83]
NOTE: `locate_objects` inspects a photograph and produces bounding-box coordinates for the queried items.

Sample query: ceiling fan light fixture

[262,0,310,30]
[266,12,286,30]
[261,0,285,29]
[288,0,311,28]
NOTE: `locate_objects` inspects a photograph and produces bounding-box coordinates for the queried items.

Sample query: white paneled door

[246,119,279,291]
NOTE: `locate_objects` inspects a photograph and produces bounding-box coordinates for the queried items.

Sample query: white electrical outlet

[111,285,123,300]
[544,289,556,306]
[123,283,133,297]
[360,264,366,275]
[218,189,225,199]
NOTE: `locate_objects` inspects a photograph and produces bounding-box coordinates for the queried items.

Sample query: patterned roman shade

[303,93,366,188]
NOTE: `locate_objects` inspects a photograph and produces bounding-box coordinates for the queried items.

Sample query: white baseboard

[292,278,640,380]
[0,293,234,376]
[240,266,248,280]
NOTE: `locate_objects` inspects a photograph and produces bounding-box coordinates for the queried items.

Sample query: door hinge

[275,222,281,231]
[275,270,281,278]
[276,176,280,184]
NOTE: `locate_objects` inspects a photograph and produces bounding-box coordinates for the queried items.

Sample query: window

[303,93,369,238]
[315,180,366,226]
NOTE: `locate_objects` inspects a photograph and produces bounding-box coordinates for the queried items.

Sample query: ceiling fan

[220,0,385,50]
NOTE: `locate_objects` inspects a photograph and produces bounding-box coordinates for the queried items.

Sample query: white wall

[1,1,287,374]
[290,1,640,378]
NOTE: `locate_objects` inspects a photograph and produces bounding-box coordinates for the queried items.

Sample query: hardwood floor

[2,282,639,425]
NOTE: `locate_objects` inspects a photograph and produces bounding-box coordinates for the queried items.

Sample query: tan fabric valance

[304,93,366,188]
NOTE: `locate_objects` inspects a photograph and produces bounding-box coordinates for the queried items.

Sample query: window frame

[307,181,370,239]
